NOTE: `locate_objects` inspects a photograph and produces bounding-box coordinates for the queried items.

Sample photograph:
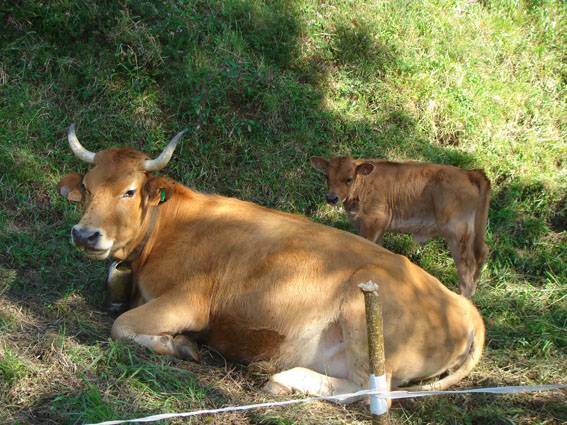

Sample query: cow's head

[310,156,374,204]
[57,124,186,260]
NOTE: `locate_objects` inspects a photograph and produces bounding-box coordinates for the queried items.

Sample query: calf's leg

[473,241,489,282]
[443,221,477,298]
[359,215,388,244]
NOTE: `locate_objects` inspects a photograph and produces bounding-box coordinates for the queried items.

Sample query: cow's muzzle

[325,193,339,205]
[71,225,102,250]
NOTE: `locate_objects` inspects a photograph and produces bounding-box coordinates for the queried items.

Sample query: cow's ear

[57,173,83,202]
[143,176,175,206]
[356,162,375,176]
[310,156,329,174]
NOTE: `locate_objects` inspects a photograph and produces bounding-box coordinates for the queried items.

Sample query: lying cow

[57,124,485,400]
[310,156,490,298]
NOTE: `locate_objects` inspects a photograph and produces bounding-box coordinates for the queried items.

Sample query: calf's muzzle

[326,193,339,205]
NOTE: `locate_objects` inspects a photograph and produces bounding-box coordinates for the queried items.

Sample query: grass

[0,0,565,423]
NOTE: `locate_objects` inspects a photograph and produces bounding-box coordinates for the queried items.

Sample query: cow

[310,156,490,298]
[57,124,485,401]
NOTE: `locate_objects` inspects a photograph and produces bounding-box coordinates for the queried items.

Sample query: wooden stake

[359,281,390,425]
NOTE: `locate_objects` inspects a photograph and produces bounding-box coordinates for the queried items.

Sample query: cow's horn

[67,123,96,163]
[144,129,187,172]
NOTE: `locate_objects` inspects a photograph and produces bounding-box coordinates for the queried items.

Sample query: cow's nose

[326,194,339,205]
[72,226,101,247]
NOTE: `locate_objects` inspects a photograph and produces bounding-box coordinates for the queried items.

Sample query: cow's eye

[123,189,136,198]
[345,177,353,184]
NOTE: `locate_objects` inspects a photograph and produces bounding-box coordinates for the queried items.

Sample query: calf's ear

[143,176,175,206]
[57,173,83,202]
[356,162,375,176]
[310,156,329,174]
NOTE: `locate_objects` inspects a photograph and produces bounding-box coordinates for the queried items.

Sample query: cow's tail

[469,169,491,281]
[404,307,485,391]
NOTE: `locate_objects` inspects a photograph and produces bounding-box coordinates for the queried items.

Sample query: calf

[311,156,490,298]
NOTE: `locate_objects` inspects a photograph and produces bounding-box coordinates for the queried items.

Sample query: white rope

[84,384,567,425]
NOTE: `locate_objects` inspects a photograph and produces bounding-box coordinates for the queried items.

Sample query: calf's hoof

[460,284,475,299]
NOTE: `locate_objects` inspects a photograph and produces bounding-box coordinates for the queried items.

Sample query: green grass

[0,349,30,386]
[49,341,209,424]
[0,0,565,424]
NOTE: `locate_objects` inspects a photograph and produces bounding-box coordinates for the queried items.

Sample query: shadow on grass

[488,179,566,284]
[10,342,214,424]
[399,391,567,425]
[479,287,566,355]
[0,0,482,304]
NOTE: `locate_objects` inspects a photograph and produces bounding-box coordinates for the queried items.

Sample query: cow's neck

[115,184,200,270]
[113,204,161,267]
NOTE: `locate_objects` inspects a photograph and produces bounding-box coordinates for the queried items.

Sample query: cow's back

[132,186,483,387]
[150,191,453,331]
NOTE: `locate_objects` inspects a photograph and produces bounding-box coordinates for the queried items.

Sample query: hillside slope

[1,1,565,424]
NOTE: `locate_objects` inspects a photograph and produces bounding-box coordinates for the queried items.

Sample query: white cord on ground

[85,384,567,425]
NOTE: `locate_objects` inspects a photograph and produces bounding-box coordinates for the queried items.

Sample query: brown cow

[57,125,485,400]
[310,156,490,298]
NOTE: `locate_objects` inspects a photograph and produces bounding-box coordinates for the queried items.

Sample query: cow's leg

[111,291,207,361]
[334,268,394,407]
[444,221,477,298]
[338,288,370,388]
[263,367,362,404]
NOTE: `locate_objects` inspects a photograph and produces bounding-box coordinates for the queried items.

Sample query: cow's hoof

[173,334,200,362]
[107,302,129,317]
[262,380,291,396]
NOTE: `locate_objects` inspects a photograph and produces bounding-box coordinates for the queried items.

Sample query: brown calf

[311,156,490,298]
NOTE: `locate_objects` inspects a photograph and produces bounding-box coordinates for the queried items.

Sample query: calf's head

[310,156,374,204]
[57,124,186,260]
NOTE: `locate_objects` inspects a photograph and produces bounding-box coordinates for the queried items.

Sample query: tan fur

[58,147,485,399]
[311,156,491,298]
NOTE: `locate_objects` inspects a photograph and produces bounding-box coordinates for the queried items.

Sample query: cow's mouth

[82,247,111,260]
